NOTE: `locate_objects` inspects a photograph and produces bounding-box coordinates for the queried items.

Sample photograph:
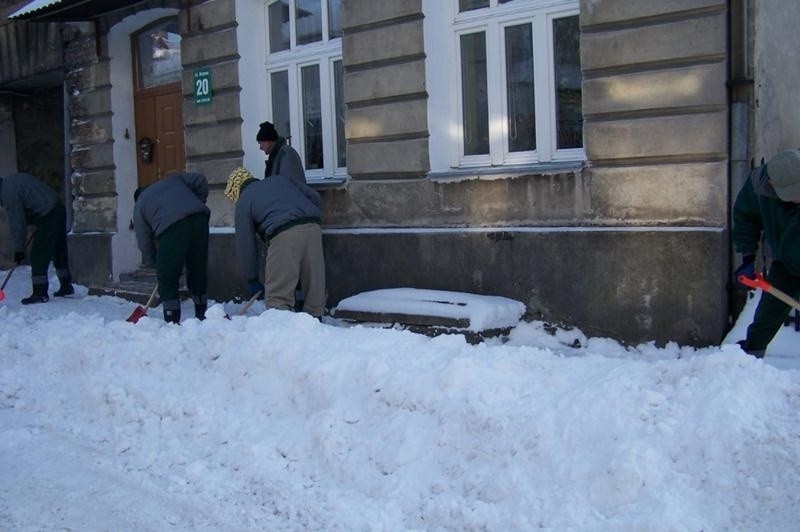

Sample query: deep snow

[1,266,799,531]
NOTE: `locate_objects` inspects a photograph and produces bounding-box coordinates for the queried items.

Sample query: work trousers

[265,223,325,317]
[31,203,71,287]
[746,261,800,350]
[155,213,209,306]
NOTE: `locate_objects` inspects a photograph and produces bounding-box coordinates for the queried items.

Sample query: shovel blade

[0,290,5,302]
[126,305,148,323]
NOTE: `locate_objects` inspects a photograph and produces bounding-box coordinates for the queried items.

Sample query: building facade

[3,0,799,345]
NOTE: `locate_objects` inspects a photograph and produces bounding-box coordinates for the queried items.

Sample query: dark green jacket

[733,165,800,275]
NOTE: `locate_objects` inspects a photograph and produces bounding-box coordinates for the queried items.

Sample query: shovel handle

[0,266,15,292]
[144,284,159,309]
[238,290,262,316]
[1,233,35,292]
[739,272,800,312]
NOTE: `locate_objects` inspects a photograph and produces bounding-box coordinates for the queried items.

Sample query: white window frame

[425,0,583,172]
[263,0,346,181]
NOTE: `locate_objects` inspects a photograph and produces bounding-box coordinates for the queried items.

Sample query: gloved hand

[13,251,25,265]
[248,279,265,300]
[734,254,756,289]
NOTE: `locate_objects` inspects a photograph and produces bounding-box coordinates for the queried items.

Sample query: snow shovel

[126,284,159,323]
[225,290,262,319]
[0,233,35,302]
[738,272,800,312]
[0,266,17,302]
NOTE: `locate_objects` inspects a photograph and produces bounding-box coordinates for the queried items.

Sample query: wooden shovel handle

[237,290,262,316]
[144,284,159,309]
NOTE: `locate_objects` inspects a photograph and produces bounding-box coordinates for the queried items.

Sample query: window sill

[308,176,348,190]
[428,161,585,183]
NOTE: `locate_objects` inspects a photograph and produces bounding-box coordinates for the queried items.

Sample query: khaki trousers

[265,223,326,317]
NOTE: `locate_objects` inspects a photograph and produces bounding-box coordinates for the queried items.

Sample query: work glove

[13,251,25,265]
[248,279,265,300]
[734,254,756,289]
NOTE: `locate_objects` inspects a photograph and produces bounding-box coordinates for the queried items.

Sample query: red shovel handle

[738,272,771,291]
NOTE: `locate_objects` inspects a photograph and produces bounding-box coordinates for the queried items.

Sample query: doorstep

[87,268,188,305]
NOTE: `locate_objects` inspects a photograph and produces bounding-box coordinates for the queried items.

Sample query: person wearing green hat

[733,149,800,358]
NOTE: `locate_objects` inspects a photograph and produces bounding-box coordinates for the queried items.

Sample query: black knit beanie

[256,121,278,142]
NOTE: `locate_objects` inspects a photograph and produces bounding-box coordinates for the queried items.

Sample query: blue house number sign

[194,68,212,105]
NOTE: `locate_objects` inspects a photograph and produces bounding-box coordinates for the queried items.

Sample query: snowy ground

[1,267,799,531]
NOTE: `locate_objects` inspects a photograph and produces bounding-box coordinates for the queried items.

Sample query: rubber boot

[737,340,766,359]
[163,299,181,324]
[54,275,74,297]
[191,295,207,321]
[22,282,49,305]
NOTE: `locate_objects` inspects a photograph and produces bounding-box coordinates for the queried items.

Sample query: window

[134,17,182,89]
[265,0,345,180]
[426,0,582,170]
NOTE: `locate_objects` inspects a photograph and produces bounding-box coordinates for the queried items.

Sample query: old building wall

[63,0,242,284]
[321,0,731,345]
[752,0,800,160]
[341,0,428,179]
[182,0,241,227]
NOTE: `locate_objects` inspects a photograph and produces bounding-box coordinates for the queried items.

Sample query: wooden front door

[133,17,185,188]
[134,83,185,187]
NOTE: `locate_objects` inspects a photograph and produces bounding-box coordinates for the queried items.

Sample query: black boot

[164,308,181,324]
[192,295,207,321]
[163,299,181,324]
[21,283,49,305]
[54,276,74,297]
[737,339,766,359]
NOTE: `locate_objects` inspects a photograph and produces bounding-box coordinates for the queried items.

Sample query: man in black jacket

[133,172,210,323]
[0,172,73,304]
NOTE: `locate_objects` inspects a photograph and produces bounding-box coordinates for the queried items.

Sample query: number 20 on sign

[194,68,212,105]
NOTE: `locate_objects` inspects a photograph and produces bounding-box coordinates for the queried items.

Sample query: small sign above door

[193,68,212,105]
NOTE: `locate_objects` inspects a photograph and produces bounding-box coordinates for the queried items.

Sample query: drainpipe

[727,0,753,324]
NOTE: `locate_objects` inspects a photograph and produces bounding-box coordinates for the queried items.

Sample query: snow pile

[0,267,799,531]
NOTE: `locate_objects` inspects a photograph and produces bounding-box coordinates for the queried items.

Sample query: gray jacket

[234,174,321,281]
[0,172,60,253]
[265,138,306,186]
[133,172,210,267]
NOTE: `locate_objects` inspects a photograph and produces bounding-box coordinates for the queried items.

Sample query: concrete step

[88,268,188,306]
[88,280,160,306]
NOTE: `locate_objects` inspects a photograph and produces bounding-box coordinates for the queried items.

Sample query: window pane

[553,15,582,149]
[505,23,535,152]
[459,0,488,12]
[301,65,323,169]
[460,32,489,156]
[296,0,322,45]
[333,60,346,167]
[268,0,290,53]
[136,18,181,89]
[270,71,291,143]
[328,0,342,39]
